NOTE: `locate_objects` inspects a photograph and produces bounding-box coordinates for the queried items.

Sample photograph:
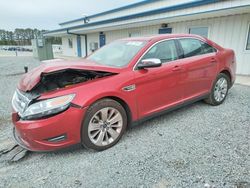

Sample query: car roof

[120,34,207,42]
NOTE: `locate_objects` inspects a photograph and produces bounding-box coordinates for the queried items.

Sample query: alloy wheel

[214,77,228,102]
[88,107,123,146]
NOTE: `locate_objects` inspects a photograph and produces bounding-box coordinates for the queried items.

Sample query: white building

[44,0,250,75]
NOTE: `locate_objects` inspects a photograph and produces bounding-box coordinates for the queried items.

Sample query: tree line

[0,28,61,46]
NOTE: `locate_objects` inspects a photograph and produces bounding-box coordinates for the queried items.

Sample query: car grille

[12,90,31,114]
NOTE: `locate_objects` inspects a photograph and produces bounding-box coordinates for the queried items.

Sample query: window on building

[142,40,178,63]
[129,31,141,37]
[246,24,250,50]
[179,38,216,58]
[68,38,73,48]
[189,27,209,38]
[159,28,172,34]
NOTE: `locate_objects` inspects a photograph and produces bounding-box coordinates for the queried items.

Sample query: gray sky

[0,0,141,31]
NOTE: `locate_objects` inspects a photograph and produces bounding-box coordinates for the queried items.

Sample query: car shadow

[128,100,207,133]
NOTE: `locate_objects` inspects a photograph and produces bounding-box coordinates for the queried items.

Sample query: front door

[134,39,183,118]
[99,33,106,47]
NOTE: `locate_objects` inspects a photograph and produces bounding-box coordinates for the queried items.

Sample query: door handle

[210,58,217,63]
[172,65,182,71]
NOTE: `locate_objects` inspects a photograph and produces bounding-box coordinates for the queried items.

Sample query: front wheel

[205,73,230,106]
[81,99,127,151]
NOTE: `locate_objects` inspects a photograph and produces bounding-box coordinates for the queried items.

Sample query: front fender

[74,90,138,121]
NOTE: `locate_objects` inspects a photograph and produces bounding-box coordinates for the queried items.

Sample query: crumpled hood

[18,59,121,92]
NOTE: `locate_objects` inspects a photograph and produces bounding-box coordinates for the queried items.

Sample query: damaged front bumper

[12,106,86,152]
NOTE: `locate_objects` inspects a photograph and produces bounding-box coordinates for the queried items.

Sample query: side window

[200,41,217,54]
[179,38,203,58]
[179,38,216,58]
[142,40,178,63]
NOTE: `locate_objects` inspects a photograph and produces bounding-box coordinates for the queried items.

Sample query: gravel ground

[0,57,249,188]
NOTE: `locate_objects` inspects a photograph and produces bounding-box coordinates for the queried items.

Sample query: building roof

[44,0,219,35]
[59,0,161,26]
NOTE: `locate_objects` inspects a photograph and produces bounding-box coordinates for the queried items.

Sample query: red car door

[177,38,218,101]
[133,40,183,118]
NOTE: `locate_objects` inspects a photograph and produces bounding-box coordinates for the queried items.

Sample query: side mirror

[137,58,162,69]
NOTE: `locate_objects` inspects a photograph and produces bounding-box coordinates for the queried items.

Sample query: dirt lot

[0,56,249,188]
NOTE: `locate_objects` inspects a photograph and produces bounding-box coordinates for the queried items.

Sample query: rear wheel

[205,73,230,106]
[81,99,127,151]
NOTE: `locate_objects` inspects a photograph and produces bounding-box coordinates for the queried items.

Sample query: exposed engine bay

[29,69,115,95]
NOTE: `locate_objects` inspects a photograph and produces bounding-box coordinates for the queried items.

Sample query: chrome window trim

[133,37,218,71]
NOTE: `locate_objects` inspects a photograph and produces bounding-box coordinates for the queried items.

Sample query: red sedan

[12,34,236,151]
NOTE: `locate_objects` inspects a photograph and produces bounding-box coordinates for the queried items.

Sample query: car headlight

[20,94,75,120]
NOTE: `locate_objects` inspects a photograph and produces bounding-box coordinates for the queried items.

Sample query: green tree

[0,28,62,45]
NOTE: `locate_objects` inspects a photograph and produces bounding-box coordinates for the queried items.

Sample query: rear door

[134,39,183,118]
[176,38,218,100]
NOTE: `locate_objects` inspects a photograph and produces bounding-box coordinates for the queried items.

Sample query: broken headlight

[20,94,75,120]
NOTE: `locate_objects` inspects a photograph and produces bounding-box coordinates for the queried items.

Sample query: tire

[205,73,230,106]
[81,98,127,151]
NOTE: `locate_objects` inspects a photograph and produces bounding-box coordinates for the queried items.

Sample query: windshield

[87,40,146,67]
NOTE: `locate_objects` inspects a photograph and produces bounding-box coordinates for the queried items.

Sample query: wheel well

[101,96,132,127]
[220,70,232,85]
